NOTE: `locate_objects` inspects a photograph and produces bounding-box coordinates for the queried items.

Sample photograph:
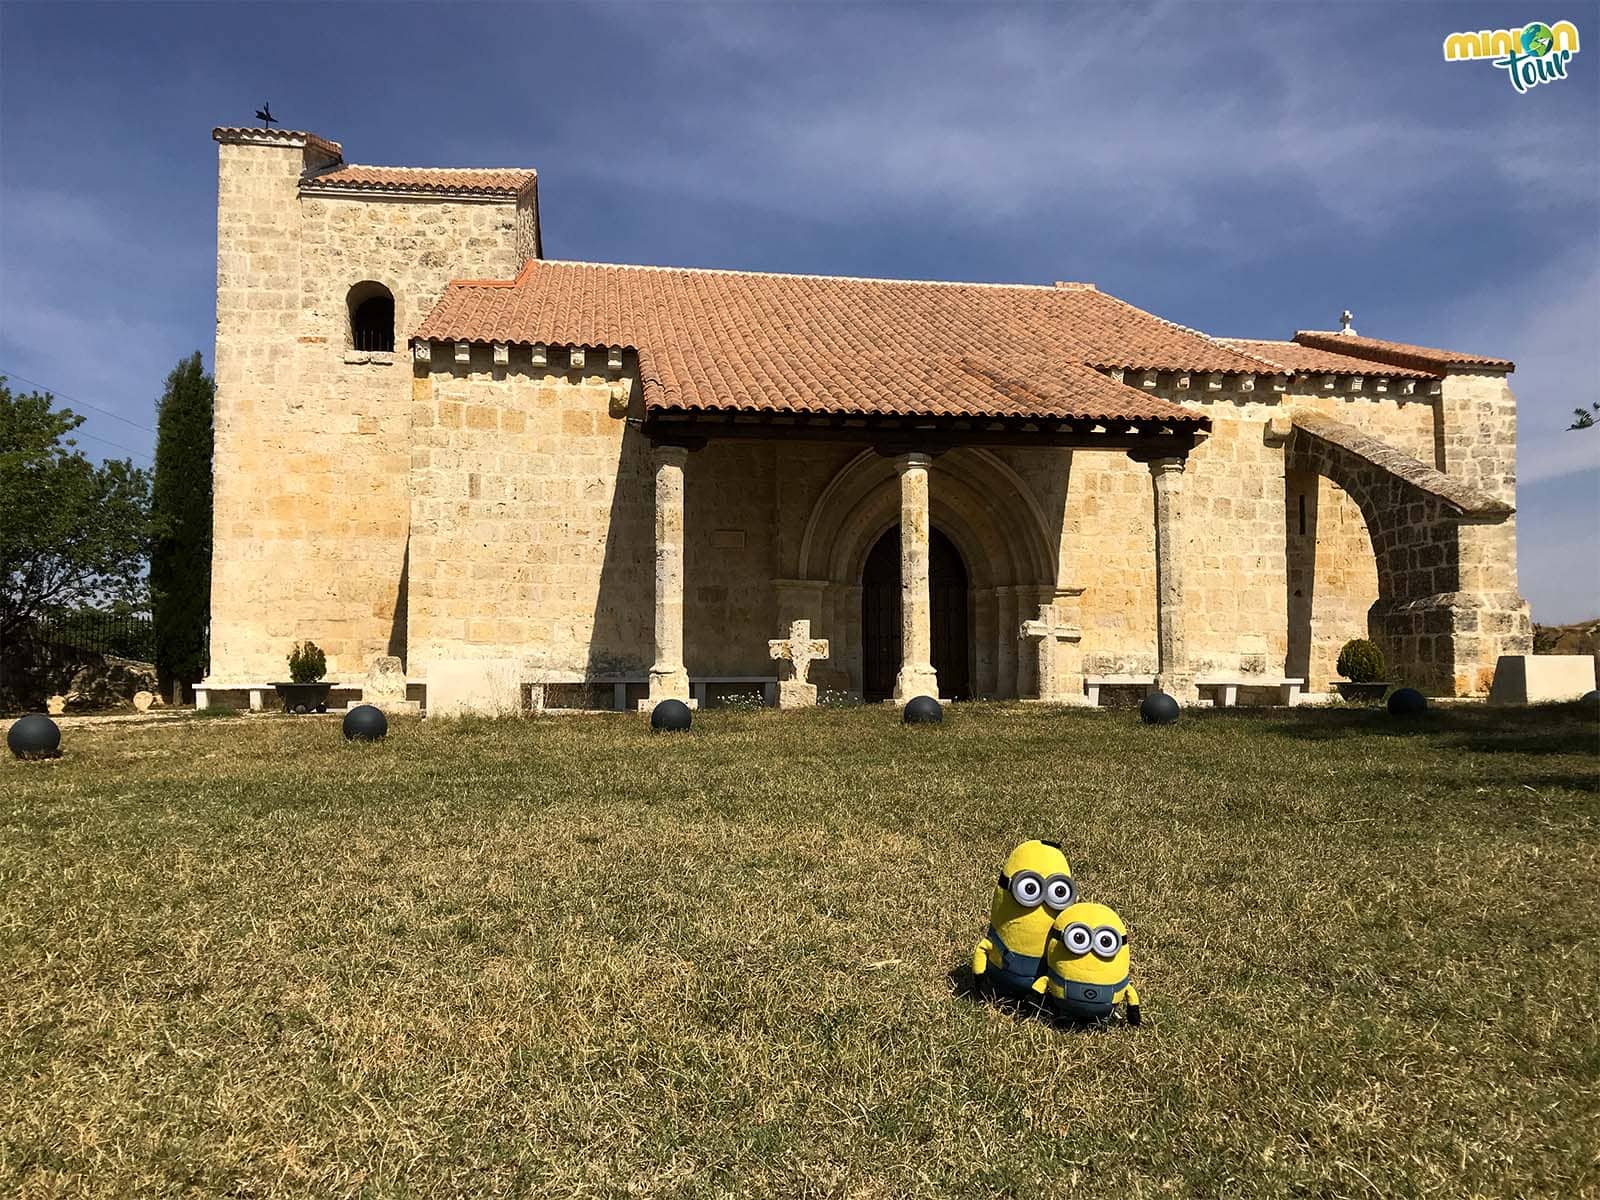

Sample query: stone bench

[193,683,271,712]
[193,682,408,712]
[1196,675,1304,707]
[1083,675,1157,706]
[1082,674,1305,707]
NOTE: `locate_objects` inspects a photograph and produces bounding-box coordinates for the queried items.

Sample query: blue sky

[2,1,1596,621]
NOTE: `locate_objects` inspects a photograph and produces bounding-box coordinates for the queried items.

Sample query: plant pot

[1335,681,1389,703]
[273,682,334,714]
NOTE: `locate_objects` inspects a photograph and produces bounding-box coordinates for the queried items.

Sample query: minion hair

[1039,839,1062,850]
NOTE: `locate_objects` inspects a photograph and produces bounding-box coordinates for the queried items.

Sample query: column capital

[651,442,691,467]
[650,436,704,456]
[1136,454,1188,476]
[892,450,935,472]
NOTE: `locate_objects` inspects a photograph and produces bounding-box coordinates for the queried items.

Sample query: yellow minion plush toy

[971,840,1075,999]
[1032,901,1142,1026]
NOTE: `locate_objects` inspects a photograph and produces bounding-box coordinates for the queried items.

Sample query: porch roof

[412,259,1259,428]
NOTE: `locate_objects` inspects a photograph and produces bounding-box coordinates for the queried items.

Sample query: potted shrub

[1335,638,1390,702]
[275,641,333,713]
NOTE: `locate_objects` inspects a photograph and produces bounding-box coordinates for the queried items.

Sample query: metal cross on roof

[255,102,277,130]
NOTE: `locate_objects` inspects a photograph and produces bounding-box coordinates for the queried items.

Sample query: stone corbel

[1322,374,1337,391]
[1400,380,1417,396]
[1239,374,1256,392]
[1272,374,1288,392]
[1176,372,1190,390]
[1348,375,1364,393]
[1263,413,1293,446]
[1428,380,1442,395]
[493,342,509,366]
[569,347,586,370]
[1205,372,1223,391]
[607,347,623,371]
[608,380,630,417]
[531,343,548,366]
[1109,367,1125,383]
[412,341,431,364]
[1140,371,1159,390]
[1374,377,1388,393]
[454,341,470,365]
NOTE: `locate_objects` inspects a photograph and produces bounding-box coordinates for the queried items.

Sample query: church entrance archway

[861,525,970,702]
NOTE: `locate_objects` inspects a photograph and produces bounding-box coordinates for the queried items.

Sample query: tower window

[347,282,395,353]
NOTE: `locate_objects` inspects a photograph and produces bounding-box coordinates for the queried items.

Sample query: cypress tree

[150,352,214,696]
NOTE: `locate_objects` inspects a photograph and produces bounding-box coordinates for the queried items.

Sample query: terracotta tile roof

[412,260,1283,423]
[212,126,343,159]
[1220,338,1439,380]
[1292,331,1513,373]
[1292,412,1511,515]
[300,164,537,199]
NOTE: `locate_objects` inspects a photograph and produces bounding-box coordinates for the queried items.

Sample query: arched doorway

[861,526,970,701]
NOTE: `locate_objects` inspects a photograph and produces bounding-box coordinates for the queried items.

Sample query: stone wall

[209,133,531,683]
[406,346,649,679]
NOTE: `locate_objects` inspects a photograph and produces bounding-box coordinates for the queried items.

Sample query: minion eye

[1043,875,1074,911]
[1092,927,1122,959]
[1063,923,1092,954]
[1009,871,1044,906]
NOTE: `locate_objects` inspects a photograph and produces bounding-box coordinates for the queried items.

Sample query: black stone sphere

[343,704,388,742]
[1581,690,1600,715]
[1140,692,1181,725]
[903,695,943,725]
[7,714,62,760]
[651,698,692,732]
[1387,687,1428,716]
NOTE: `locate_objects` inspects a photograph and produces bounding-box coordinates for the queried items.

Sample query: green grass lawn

[2,703,1597,1197]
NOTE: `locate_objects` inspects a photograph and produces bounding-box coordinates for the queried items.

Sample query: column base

[1023,694,1094,707]
[648,667,690,704]
[1154,672,1198,705]
[892,665,940,704]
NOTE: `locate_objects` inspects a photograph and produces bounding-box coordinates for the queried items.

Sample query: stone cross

[1020,603,1084,704]
[768,619,830,708]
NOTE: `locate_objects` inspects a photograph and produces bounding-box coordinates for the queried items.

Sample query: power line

[67,427,154,463]
[0,367,159,434]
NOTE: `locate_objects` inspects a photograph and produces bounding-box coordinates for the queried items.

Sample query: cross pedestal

[1020,602,1088,705]
[768,619,830,709]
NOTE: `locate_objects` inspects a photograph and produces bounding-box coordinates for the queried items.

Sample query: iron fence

[20,610,157,662]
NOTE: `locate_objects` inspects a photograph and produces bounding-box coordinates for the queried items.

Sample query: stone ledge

[1290,410,1512,516]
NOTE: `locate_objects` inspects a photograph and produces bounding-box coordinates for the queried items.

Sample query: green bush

[286,640,327,684]
[1336,638,1386,683]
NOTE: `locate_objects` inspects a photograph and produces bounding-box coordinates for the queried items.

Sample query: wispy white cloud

[562,3,1595,257]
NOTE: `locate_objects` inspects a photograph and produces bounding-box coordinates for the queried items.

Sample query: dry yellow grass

[2,702,1597,1197]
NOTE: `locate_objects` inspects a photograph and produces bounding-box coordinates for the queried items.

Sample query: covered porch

[641,406,1209,709]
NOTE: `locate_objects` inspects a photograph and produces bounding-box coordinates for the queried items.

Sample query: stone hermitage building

[205,126,1531,710]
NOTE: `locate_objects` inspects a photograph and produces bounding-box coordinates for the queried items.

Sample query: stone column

[973,588,999,697]
[839,584,864,695]
[995,585,1019,698]
[648,444,691,704]
[892,452,940,701]
[1148,457,1197,703]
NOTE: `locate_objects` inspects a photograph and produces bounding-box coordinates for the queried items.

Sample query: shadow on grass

[947,963,1135,1034]
[1259,703,1598,757]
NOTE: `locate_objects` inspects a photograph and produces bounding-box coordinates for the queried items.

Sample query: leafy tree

[150,353,214,690]
[1569,402,1597,431]
[0,379,150,646]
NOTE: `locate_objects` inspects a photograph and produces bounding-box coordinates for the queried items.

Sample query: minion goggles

[996,869,1075,910]
[1053,922,1127,959]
